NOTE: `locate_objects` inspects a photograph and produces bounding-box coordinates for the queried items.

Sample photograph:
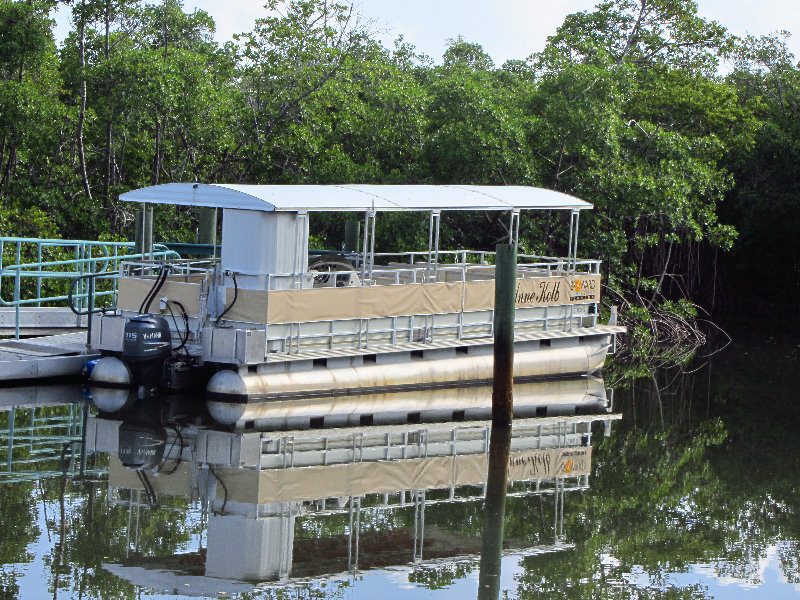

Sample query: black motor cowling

[122,315,172,388]
[118,421,167,470]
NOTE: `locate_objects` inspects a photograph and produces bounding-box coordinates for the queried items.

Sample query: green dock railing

[0,402,106,484]
[0,237,180,339]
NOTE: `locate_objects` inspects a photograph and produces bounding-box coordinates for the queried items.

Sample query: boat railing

[272,252,601,290]
[0,237,180,338]
[119,258,217,279]
[372,249,598,267]
[259,415,599,469]
[113,251,601,291]
[256,302,599,357]
[109,252,603,360]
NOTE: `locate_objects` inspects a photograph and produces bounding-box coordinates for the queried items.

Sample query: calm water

[1,325,798,599]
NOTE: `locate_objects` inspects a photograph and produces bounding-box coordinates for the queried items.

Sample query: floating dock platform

[0,307,87,337]
[0,332,97,382]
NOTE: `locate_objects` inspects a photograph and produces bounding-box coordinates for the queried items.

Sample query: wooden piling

[492,243,517,428]
[480,242,516,598]
[134,209,143,255]
[197,207,217,246]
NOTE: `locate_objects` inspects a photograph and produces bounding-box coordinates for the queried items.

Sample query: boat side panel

[223,274,601,325]
[117,277,202,315]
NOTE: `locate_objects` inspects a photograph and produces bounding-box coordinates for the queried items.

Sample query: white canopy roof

[120,183,593,212]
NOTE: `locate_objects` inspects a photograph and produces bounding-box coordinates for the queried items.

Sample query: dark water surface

[1,326,798,599]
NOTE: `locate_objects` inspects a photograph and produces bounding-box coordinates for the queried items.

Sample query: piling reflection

[478,424,511,600]
[79,378,616,595]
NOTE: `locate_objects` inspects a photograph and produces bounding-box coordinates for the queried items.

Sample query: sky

[52,0,800,66]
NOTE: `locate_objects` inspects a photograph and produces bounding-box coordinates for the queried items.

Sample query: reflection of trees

[6,334,799,599]
[516,551,715,599]
[0,400,198,600]
[701,327,800,585]
[29,474,194,600]
[0,482,39,565]
[516,329,800,598]
[777,541,800,584]
[60,487,194,600]
[0,571,20,600]
[409,562,476,589]
[280,343,799,597]
[239,580,353,600]
[514,414,727,598]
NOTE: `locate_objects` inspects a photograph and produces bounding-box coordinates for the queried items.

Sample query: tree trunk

[648,240,673,308]
[152,117,161,185]
[103,2,113,228]
[104,121,114,228]
[77,1,92,201]
[0,135,7,194]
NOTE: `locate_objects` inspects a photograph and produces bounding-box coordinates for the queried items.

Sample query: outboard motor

[122,315,172,388]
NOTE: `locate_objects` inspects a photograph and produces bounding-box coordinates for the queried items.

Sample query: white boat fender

[89,356,132,386]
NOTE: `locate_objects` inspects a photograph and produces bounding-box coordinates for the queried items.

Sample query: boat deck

[0,332,98,383]
[262,324,626,364]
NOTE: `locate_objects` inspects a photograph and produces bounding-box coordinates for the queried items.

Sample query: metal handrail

[68,272,115,346]
[0,237,180,338]
[0,402,105,483]
[268,259,601,290]
[372,249,601,266]
[263,304,596,356]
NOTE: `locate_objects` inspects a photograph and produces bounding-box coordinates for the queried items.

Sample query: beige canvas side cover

[117,277,202,315]
[109,447,591,503]
[118,273,600,325]
[261,274,601,324]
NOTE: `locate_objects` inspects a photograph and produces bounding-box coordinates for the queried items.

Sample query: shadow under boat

[85,378,620,594]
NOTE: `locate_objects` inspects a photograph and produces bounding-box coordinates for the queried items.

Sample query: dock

[0,307,87,337]
[0,332,98,382]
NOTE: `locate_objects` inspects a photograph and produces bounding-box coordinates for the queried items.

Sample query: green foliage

[0,0,794,324]
[722,32,800,306]
[0,483,39,564]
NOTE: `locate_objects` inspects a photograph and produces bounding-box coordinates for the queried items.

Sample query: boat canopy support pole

[197,207,217,259]
[509,209,520,247]
[146,205,153,262]
[573,210,580,271]
[294,211,308,283]
[361,207,376,284]
[569,210,580,271]
[369,209,376,281]
[134,203,154,261]
[427,210,441,282]
[567,210,580,272]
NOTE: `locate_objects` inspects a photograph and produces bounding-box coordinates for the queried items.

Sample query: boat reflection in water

[86,377,619,595]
